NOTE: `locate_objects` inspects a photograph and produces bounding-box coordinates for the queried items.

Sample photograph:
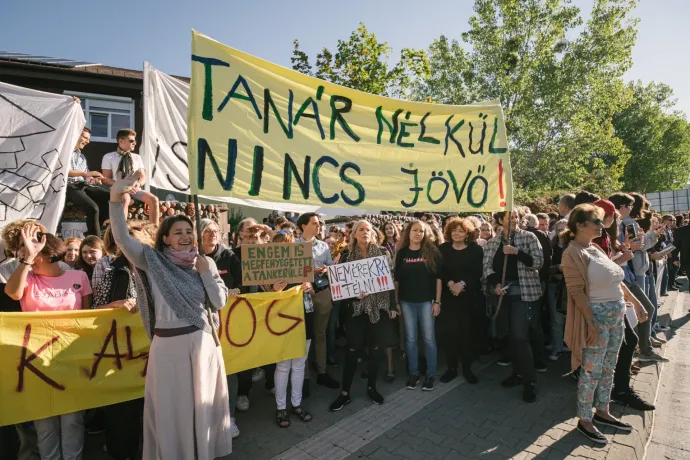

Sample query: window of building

[64,91,134,142]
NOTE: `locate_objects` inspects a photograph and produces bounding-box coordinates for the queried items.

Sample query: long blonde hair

[398,219,441,273]
[348,220,379,253]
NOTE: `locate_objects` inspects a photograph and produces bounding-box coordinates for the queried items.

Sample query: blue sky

[2,0,688,115]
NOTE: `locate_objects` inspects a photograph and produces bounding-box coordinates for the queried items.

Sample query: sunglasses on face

[587,218,604,226]
[127,138,136,143]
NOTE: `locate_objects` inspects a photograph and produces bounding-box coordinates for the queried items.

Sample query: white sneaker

[548,352,560,361]
[639,351,669,363]
[231,418,240,439]
[252,368,265,383]
[236,395,250,412]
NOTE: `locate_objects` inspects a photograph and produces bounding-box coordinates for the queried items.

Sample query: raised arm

[5,225,44,301]
[108,172,149,270]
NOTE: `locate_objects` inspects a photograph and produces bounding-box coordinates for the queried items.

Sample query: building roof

[0,51,189,83]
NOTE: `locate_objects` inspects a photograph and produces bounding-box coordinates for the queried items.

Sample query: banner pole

[490,205,513,338]
[193,193,221,346]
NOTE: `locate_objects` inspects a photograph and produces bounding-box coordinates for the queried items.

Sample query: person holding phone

[609,193,667,363]
[296,213,340,389]
[482,209,544,403]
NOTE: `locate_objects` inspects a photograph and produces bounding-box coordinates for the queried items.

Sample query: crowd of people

[0,127,688,459]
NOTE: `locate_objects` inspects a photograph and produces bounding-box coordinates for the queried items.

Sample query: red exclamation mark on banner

[376,277,382,289]
[336,285,341,299]
[498,159,506,207]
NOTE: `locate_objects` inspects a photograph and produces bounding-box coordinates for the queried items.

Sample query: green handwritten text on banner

[187,31,512,212]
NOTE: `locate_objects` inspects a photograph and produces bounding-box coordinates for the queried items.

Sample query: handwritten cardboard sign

[241,242,314,286]
[326,255,393,301]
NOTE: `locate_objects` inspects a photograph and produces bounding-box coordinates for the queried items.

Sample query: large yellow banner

[0,288,305,426]
[188,31,512,212]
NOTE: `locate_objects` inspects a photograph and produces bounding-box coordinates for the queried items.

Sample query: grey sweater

[109,202,228,337]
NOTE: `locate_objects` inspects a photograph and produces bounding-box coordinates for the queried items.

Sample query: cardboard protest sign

[326,255,393,301]
[187,31,512,212]
[0,288,305,426]
[240,242,313,286]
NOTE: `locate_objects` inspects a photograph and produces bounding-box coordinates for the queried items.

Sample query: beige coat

[561,241,646,372]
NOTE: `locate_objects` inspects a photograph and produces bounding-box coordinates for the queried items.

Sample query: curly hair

[1,220,48,252]
[443,217,478,244]
[563,204,604,242]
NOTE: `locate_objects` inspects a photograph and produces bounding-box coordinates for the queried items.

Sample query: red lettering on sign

[90,320,126,379]
[16,324,65,392]
[225,298,257,347]
[265,300,303,336]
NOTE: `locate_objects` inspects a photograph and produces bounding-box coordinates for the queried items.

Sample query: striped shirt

[68,149,88,184]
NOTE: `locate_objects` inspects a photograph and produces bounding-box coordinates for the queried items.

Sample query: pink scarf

[163,246,198,268]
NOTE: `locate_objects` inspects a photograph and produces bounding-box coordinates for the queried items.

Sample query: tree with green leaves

[291,23,430,98]
[414,0,639,194]
[616,81,690,192]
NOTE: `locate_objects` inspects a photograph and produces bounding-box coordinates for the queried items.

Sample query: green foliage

[291,23,430,98]
[616,81,690,192]
[414,0,638,194]
[227,208,244,233]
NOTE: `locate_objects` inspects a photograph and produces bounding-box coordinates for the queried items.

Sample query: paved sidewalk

[645,290,690,460]
[82,289,684,460]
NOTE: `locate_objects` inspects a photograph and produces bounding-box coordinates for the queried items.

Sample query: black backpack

[93,256,137,307]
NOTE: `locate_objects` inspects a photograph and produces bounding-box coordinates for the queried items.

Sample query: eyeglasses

[587,218,605,226]
[204,229,220,235]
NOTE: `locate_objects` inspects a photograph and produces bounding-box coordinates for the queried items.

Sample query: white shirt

[101,151,145,180]
[586,247,624,303]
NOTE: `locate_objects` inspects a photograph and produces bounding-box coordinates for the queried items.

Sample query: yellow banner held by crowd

[0,288,305,426]
[188,31,513,212]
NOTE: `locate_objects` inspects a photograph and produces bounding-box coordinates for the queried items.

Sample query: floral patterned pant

[577,300,625,421]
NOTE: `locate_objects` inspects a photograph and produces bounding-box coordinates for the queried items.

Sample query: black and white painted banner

[0,82,85,260]
[326,255,394,301]
[141,63,373,216]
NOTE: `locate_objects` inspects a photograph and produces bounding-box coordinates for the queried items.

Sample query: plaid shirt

[482,229,544,302]
[68,149,89,184]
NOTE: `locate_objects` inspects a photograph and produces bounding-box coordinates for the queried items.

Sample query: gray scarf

[132,245,219,341]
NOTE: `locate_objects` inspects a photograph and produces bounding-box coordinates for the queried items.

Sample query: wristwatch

[18,258,32,266]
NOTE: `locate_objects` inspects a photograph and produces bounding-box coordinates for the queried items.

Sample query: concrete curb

[605,289,680,460]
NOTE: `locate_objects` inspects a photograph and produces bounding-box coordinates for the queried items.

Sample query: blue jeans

[660,264,669,296]
[646,269,659,334]
[547,282,566,353]
[400,301,437,377]
[327,300,341,362]
[227,374,238,418]
[634,273,646,293]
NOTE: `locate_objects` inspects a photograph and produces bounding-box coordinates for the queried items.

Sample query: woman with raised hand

[561,204,635,444]
[5,223,92,460]
[330,220,398,411]
[394,220,442,392]
[108,171,232,460]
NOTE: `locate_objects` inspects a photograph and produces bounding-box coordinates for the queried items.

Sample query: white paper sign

[326,256,394,301]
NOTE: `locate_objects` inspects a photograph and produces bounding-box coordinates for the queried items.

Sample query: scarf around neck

[132,245,217,341]
[116,147,134,178]
[163,246,198,268]
[351,244,391,323]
